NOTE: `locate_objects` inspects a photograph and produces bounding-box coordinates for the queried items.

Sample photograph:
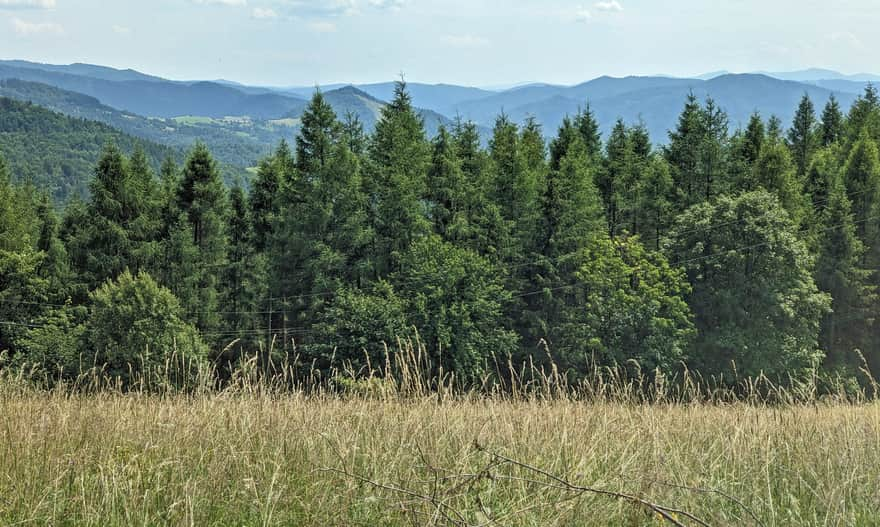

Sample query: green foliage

[754,138,807,221]
[554,235,694,375]
[177,143,229,335]
[820,95,844,147]
[665,94,730,209]
[309,282,409,374]
[6,79,880,392]
[0,96,174,203]
[0,248,48,355]
[666,191,831,381]
[787,94,818,178]
[815,178,875,371]
[85,270,208,386]
[367,80,431,276]
[395,236,518,384]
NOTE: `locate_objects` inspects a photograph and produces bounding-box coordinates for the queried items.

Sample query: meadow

[2,365,879,527]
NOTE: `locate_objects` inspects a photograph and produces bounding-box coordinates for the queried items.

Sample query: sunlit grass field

[2,381,879,526]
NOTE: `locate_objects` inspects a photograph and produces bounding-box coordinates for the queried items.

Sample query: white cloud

[0,0,55,9]
[252,6,277,18]
[12,17,63,35]
[441,34,489,48]
[594,0,622,12]
[574,6,591,22]
[192,0,247,6]
[112,24,131,34]
[308,21,336,32]
[829,31,864,50]
[368,0,404,10]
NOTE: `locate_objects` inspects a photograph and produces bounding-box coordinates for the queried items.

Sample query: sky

[0,0,877,87]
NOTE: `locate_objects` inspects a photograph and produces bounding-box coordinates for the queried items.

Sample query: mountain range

[0,59,876,200]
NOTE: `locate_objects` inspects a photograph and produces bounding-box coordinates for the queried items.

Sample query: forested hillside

[0,79,284,169]
[3,80,880,392]
[0,96,175,202]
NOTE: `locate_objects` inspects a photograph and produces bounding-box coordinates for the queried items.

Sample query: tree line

[3,81,880,390]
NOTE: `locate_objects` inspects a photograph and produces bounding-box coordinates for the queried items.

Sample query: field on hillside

[2,386,878,526]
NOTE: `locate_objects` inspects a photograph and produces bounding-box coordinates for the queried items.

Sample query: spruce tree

[815,177,874,371]
[820,95,844,147]
[843,131,880,243]
[754,138,807,221]
[248,142,285,252]
[788,94,818,179]
[366,80,431,276]
[598,119,629,237]
[176,143,229,335]
[846,85,880,144]
[665,93,702,207]
[574,104,602,159]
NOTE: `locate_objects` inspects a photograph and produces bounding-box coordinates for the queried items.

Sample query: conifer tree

[820,95,844,147]
[754,138,807,221]
[742,112,766,166]
[665,93,703,209]
[843,131,880,243]
[574,104,602,159]
[787,94,818,179]
[815,177,874,371]
[598,119,629,237]
[248,142,286,252]
[846,85,880,144]
[366,80,431,276]
[219,185,268,363]
[176,143,229,335]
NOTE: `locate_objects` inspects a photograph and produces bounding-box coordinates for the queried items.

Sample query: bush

[85,270,208,387]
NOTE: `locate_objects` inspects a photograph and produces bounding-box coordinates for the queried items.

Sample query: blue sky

[0,0,876,87]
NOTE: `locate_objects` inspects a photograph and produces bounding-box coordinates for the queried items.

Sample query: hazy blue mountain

[763,69,880,83]
[355,82,495,115]
[805,79,871,95]
[0,60,166,83]
[493,74,857,143]
[695,71,731,80]
[301,85,463,138]
[0,63,306,119]
[281,84,349,98]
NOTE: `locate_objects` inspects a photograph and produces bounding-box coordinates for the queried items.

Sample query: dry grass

[2,382,879,526]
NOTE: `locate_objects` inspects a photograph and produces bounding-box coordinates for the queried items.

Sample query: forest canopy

[3,82,880,391]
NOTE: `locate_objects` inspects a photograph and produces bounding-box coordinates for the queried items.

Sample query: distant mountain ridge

[0,59,873,152]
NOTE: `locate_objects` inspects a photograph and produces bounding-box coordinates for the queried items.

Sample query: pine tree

[820,95,844,147]
[248,142,285,252]
[636,156,674,251]
[527,136,606,355]
[341,111,367,156]
[35,194,73,303]
[742,112,766,166]
[427,126,468,242]
[295,90,341,177]
[598,119,629,237]
[846,85,880,144]
[666,93,702,208]
[366,80,431,276]
[815,177,875,371]
[787,94,818,179]
[843,131,880,243]
[176,143,229,335]
[754,137,806,221]
[68,144,155,289]
[574,104,602,159]
[219,185,268,364]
